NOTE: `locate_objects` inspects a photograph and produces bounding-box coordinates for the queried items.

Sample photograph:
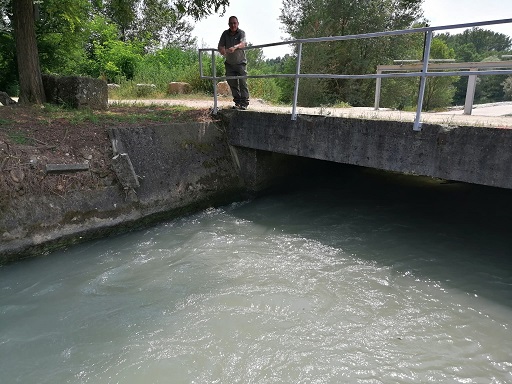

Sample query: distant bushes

[106,46,284,102]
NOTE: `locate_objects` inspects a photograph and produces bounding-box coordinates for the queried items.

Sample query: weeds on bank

[39,104,100,125]
[0,101,215,137]
[103,104,201,123]
[8,131,29,144]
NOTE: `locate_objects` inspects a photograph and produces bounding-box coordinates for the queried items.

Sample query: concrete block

[167,82,192,94]
[42,75,108,110]
[46,163,90,174]
[217,81,230,96]
[111,153,139,189]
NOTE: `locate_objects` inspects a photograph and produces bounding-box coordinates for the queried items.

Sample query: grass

[332,101,352,108]
[104,104,198,123]
[108,90,213,101]
[40,104,100,123]
[8,131,29,144]
[0,100,216,134]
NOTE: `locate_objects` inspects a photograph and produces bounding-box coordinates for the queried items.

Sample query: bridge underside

[225,111,512,190]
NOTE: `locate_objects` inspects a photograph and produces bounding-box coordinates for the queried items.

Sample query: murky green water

[1,165,511,383]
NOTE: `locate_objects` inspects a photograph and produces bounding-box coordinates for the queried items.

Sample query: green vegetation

[279,0,424,107]
[0,103,211,129]
[438,27,512,105]
[0,1,511,111]
[8,131,28,144]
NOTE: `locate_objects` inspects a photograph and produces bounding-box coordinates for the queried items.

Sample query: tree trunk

[12,0,45,104]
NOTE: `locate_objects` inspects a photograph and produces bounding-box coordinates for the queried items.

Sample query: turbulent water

[1,165,511,383]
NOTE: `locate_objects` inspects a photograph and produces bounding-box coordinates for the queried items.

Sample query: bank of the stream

[0,104,249,264]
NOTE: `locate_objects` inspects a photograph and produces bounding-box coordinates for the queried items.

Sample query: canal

[1,163,511,383]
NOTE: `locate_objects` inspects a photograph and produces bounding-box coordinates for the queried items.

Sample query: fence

[199,18,512,131]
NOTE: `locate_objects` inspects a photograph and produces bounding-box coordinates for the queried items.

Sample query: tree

[439,28,512,58]
[2,0,232,104]
[422,38,457,110]
[0,21,17,94]
[95,0,228,49]
[12,0,45,104]
[36,0,91,75]
[279,0,424,106]
[266,54,297,104]
[437,28,512,105]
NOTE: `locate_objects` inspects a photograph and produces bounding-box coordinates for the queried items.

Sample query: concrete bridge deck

[223,109,512,191]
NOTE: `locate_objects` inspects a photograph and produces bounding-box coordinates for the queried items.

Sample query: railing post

[464,68,478,115]
[374,69,382,110]
[211,50,218,114]
[413,30,433,131]
[291,42,303,121]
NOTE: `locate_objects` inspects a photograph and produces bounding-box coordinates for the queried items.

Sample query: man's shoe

[232,104,241,109]
[239,105,248,110]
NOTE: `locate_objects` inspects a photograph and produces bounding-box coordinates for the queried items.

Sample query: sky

[192,0,512,59]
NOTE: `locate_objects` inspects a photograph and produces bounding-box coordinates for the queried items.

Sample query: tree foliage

[0,0,231,103]
[503,76,512,100]
[437,27,512,105]
[91,0,198,49]
[422,38,457,110]
[279,0,424,106]
[438,28,512,61]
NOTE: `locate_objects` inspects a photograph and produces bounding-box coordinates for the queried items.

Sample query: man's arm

[226,30,246,54]
[226,41,245,54]
[218,31,227,55]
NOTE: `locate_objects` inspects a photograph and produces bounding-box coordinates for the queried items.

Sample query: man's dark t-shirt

[218,28,247,65]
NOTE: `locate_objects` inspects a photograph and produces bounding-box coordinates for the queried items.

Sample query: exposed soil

[0,103,218,203]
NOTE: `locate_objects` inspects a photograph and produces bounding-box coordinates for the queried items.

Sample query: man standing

[218,16,249,110]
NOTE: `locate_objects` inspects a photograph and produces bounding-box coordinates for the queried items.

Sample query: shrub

[503,76,512,100]
[178,55,225,94]
[247,70,281,103]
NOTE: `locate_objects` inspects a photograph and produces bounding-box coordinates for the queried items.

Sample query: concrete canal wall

[0,119,297,264]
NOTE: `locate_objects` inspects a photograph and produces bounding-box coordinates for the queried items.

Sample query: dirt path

[112,98,512,128]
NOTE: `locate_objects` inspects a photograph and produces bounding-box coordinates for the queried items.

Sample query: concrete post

[374,70,382,110]
[464,68,478,115]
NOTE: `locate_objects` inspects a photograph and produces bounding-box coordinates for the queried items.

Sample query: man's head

[228,16,239,33]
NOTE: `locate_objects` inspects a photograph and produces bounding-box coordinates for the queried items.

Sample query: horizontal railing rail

[199,18,512,131]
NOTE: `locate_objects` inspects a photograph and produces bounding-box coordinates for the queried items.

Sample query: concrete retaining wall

[0,122,241,264]
[0,118,303,264]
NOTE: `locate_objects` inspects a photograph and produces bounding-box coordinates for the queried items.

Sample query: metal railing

[199,18,512,131]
